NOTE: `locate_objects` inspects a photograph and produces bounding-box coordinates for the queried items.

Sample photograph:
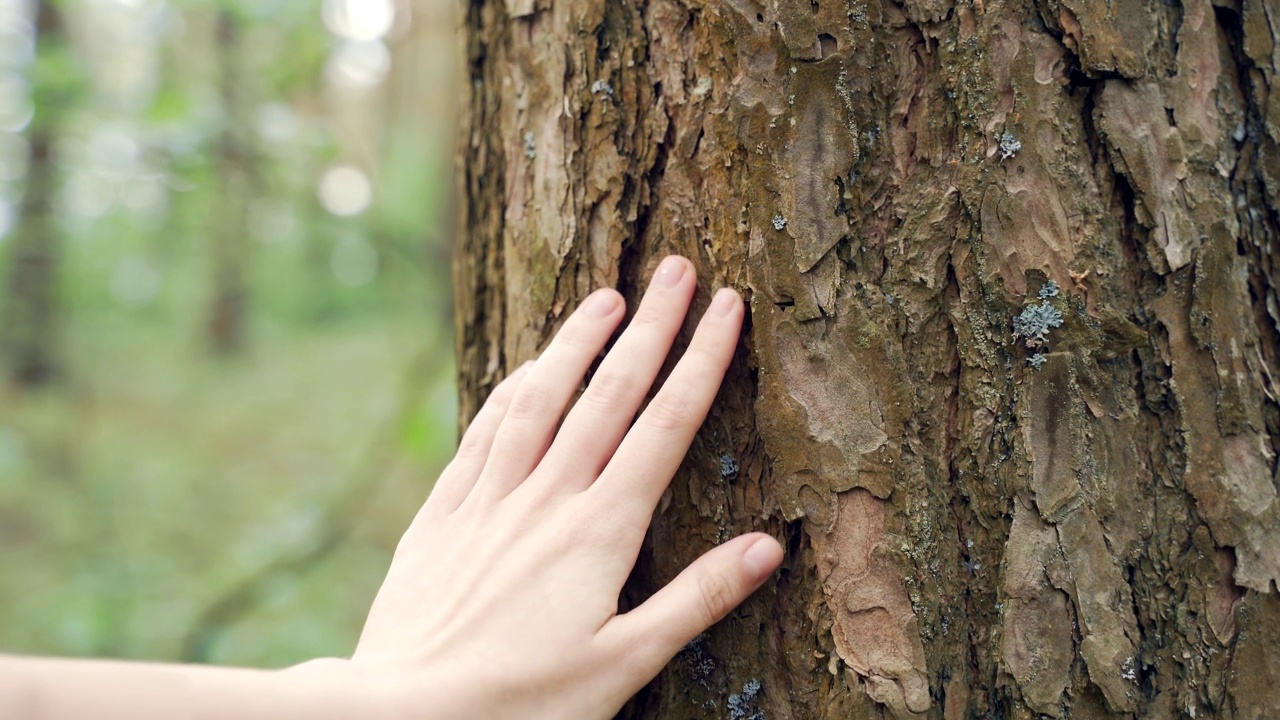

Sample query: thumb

[601,533,783,686]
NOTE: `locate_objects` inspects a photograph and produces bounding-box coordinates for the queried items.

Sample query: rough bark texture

[454,0,1280,716]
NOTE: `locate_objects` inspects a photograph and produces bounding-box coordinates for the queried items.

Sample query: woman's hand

[352,255,783,719]
[0,256,781,720]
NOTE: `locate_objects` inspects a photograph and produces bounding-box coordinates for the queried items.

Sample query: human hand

[350,256,784,719]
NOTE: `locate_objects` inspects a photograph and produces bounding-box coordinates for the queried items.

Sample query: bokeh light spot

[322,0,395,42]
[0,71,32,132]
[325,40,391,88]
[63,170,115,219]
[85,129,140,172]
[0,23,35,67]
[318,165,372,217]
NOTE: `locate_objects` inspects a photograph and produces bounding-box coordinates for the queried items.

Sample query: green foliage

[0,0,460,668]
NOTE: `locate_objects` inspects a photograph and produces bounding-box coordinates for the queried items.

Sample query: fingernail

[654,256,688,288]
[584,289,621,317]
[710,289,740,317]
[741,537,783,583]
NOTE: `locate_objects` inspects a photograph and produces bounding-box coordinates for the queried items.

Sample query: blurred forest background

[0,0,459,667]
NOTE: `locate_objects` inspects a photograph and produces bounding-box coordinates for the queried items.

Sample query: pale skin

[0,255,785,720]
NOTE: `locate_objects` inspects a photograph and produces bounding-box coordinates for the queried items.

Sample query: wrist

[338,658,469,720]
[242,657,396,720]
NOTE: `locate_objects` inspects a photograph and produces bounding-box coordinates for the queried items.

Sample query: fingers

[424,362,531,514]
[589,288,744,520]
[470,289,625,503]
[536,257,696,488]
[598,534,783,682]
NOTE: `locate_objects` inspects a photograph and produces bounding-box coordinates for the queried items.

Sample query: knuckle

[630,302,666,329]
[490,371,524,399]
[694,569,736,627]
[583,370,639,410]
[585,489,649,537]
[470,375,521,422]
[453,432,488,461]
[555,318,601,352]
[684,342,723,371]
[642,391,695,430]
[507,384,552,421]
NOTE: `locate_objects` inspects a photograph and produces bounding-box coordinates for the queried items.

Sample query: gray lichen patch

[998,131,1022,160]
[680,634,717,689]
[1013,281,1067,358]
[1012,303,1063,344]
[720,453,740,479]
[728,678,763,720]
[457,0,1280,714]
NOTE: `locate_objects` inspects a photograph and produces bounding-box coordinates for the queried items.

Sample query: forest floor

[0,314,456,667]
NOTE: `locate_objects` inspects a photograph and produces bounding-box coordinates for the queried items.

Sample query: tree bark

[454,0,1280,716]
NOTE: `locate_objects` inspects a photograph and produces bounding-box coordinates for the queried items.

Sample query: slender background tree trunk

[2,124,58,387]
[455,0,1280,716]
[1,1,66,387]
[206,9,254,356]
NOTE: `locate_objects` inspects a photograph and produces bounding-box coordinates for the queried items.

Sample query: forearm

[0,655,389,720]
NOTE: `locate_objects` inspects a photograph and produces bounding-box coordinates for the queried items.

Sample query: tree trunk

[1,2,65,387]
[206,9,254,356]
[454,0,1280,717]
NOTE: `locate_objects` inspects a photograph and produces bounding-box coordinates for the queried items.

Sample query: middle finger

[532,256,696,491]
[467,288,625,505]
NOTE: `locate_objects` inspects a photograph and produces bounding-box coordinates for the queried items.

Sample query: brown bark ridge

[454,0,1280,716]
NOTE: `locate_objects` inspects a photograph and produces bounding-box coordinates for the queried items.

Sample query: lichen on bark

[456,0,1280,716]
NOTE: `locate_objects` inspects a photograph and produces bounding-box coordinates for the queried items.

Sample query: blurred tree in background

[0,0,74,385]
[0,0,459,667]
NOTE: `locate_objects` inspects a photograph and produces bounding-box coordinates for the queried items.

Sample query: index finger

[586,288,744,527]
